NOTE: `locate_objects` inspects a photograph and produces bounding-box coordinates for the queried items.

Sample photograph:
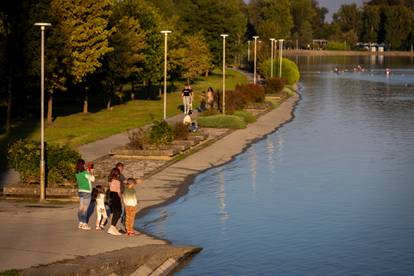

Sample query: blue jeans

[78,192,91,223]
[86,200,96,223]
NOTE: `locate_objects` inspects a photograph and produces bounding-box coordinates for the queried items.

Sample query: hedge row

[259,57,300,85]
[8,140,81,186]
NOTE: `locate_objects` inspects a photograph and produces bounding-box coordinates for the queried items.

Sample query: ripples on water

[137,56,414,275]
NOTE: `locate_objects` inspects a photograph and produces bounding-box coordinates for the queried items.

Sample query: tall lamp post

[221,34,228,115]
[161,30,171,120]
[270,38,275,78]
[34,22,51,202]
[253,36,259,84]
[278,39,284,78]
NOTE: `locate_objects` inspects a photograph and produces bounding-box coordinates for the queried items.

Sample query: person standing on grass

[123,178,141,236]
[206,86,214,110]
[75,159,95,230]
[107,168,123,235]
[182,84,193,114]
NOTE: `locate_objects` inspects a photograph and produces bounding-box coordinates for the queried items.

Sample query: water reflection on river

[137,56,414,275]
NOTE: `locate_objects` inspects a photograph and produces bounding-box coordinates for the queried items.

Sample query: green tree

[361,5,381,43]
[113,0,164,92]
[24,0,68,125]
[103,15,146,109]
[249,0,293,41]
[384,5,413,49]
[291,0,316,47]
[0,2,24,134]
[181,33,213,82]
[52,0,113,113]
[311,0,330,39]
[177,0,247,65]
[331,4,362,46]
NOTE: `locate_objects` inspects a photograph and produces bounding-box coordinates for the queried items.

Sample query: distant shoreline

[284,50,414,57]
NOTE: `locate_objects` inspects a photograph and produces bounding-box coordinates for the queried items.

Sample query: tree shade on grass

[13,69,247,147]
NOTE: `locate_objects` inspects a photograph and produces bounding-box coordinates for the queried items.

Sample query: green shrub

[149,120,174,145]
[7,140,81,186]
[173,122,190,140]
[233,110,256,123]
[326,41,350,50]
[265,77,286,94]
[128,128,149,149]
[0,269,19,276]
[259,58,300,85]
[198,115,246,129]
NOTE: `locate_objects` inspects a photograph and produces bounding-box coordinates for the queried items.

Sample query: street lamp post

[221,34,228,115]
[270,38,275,78]
[253,36,259,84]
[34,22,51,202]
[247,40,251,62]
[278,39,284,78]
[161,30,171,120]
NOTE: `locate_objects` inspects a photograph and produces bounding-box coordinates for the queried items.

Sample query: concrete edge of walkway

[16,245,201,276]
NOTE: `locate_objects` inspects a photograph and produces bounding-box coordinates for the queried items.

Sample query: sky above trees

[244,0,364,22]
[318,0,364,21]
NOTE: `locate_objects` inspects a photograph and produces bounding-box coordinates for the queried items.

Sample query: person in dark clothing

[182,84,193,114]
[107,168,123,235]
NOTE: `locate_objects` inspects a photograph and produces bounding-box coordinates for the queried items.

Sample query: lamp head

[161,30,172,34]
[220,34,228,38]
[34,23,52,27]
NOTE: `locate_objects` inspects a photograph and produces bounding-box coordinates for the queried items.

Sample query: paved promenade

[0,93,299,273]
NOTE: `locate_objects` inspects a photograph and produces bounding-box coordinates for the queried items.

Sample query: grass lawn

[2,69,247,148]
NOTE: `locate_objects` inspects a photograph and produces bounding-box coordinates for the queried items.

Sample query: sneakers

[78,222,91,230]
[107,225,122,236]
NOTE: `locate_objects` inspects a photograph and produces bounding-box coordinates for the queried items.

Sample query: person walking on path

[107,168,123,235]
[182,84,193,114]
[123,178,141,236]
[75,159,95,230]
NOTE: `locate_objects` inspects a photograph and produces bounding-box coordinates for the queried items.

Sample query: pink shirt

[109,179,121,195]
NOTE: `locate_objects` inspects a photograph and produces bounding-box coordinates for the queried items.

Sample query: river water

[136,56,414,275]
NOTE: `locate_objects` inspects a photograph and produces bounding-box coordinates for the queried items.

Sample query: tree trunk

[47,92,53,126]
[205,71,209,77]
[131,81,135,100]
[83,89,88,113]
[5,81,12,135]
[107,97,111,110]
[118,86,124,104]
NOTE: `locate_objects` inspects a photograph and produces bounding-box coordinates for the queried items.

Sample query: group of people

[75,160,142,236]
[181,84,217,115]
[333,65,391,75]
